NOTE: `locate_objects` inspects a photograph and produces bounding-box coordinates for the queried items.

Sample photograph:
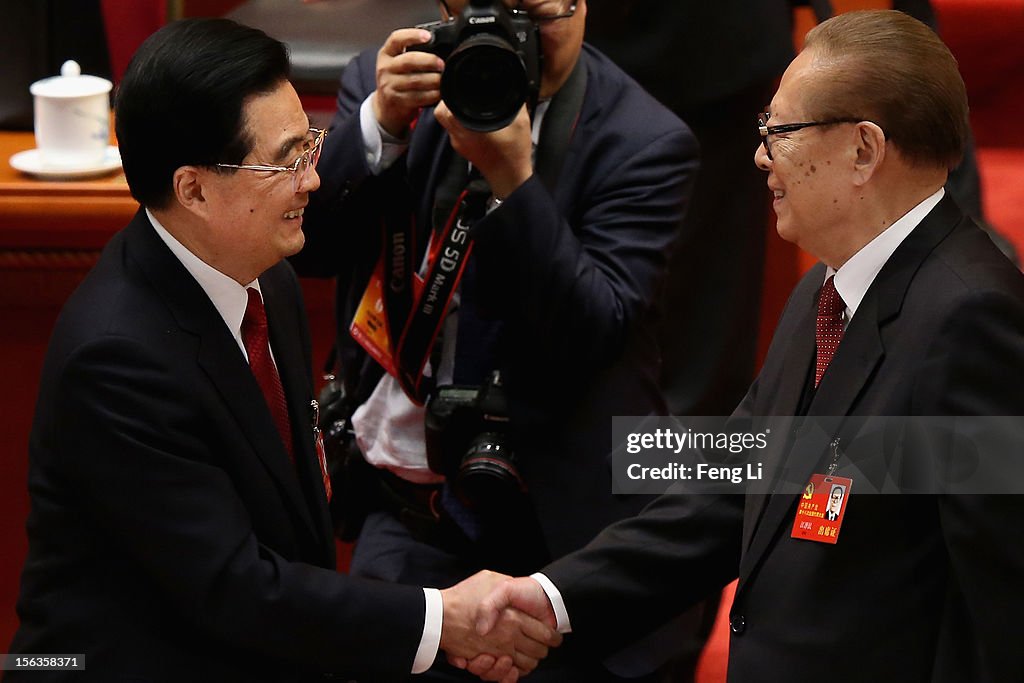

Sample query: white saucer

[9,146,122,179]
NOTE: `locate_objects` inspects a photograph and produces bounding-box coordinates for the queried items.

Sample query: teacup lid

[30,60,112,98]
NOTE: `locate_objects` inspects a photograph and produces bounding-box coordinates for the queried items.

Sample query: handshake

[440,570,562,682]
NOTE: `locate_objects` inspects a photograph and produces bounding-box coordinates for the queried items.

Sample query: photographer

[294,1,697,679]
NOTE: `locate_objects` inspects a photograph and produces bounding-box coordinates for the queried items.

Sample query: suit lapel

[739,273,886,581]
[194,330,320,544]
[750,295,888,553]
[739,273,818,554]
[739,420,837,578]
[766,303,817,419]
[261,270,335,561]
[738,195,965,584]
[127,213,321,547]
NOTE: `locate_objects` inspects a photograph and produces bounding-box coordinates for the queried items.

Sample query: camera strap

[347,172,418,381]
[385,175,491,404]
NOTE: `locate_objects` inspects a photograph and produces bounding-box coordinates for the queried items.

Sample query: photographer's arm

[463,119,697,374]
[435,100,534,201]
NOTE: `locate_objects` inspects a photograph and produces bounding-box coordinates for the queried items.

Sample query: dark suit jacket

[544,196,1024,682]
[295,44,699,557]
[8,211,425,682]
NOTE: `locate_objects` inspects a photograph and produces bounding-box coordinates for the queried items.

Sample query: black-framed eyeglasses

[518,1,576,22]
[216,127,326,193]
[757,112,863,161]
[438,1,576,23]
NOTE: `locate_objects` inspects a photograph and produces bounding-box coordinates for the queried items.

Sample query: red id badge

[349,258,397,378]
[791,474,852,544]
[349,255,427,381]
[315,429,332,502]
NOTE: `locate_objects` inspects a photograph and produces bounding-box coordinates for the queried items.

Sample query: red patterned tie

[814,275,846,388]
[242,288,295,463]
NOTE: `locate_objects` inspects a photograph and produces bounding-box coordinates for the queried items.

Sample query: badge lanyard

[349,174,490,405]
[389,180,490,403]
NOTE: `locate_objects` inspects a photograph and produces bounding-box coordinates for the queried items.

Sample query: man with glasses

[7,18,560,682]
[296,0,697,679]
[473,11,1024,682]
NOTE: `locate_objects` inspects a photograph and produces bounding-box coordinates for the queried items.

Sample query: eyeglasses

[516,1,576,22]
[757,112,863,161]
[216,127,326,192]
[437,1,577,23]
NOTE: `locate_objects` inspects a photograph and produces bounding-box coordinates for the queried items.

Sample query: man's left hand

[434,101,533,200]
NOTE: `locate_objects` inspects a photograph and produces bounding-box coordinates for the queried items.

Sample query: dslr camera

[424,371,525,511]
[409,0,542,132]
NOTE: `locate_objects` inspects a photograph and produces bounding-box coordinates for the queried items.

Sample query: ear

[172,166,209,217]
[851,121,886,186]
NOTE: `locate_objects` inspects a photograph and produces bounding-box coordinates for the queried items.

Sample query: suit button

[730,614,746,634]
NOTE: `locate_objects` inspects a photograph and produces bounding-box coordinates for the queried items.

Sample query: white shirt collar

[828,187,945,323]
[146,208,258,357]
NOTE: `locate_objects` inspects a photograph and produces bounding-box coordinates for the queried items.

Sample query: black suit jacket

[544,196,1024,682]
[8,211,425,682]
[296,44,699,557]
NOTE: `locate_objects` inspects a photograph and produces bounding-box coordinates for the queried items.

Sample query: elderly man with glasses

[473,10,1024,683]
[295,0,699,680]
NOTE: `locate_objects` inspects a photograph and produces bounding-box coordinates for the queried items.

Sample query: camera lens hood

[456,435,525,510]
[442,32,528,132]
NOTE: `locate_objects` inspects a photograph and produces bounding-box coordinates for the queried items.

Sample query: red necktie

[242,288,295,462]
[814,275,846,388]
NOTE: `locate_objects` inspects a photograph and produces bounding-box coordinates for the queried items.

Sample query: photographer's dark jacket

[295,44,699,557]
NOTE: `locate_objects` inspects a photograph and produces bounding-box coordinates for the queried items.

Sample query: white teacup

[30,60,112,170]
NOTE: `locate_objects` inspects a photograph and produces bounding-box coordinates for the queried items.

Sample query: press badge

[309,400,333,501]
[349,259,399,378]
[315,430,332,501]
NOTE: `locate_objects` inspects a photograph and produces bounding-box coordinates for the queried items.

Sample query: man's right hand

[373,28,445,138]
[457,577,559,680]
[476,577,557,635]
[441,571,562,682]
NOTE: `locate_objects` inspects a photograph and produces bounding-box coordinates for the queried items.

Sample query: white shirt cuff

[359,94,409,175]
[530,572,572,634]
[413,587,443,673]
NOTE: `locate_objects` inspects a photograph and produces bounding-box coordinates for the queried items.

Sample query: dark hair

[803,10,969,170]
[114,18,290,208]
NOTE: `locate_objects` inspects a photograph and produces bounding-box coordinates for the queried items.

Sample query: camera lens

[442,33,528,132]
[455,432,525,510]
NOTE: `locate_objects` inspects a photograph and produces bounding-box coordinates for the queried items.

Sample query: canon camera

[424,371,525,510]
[409,0,542,132]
